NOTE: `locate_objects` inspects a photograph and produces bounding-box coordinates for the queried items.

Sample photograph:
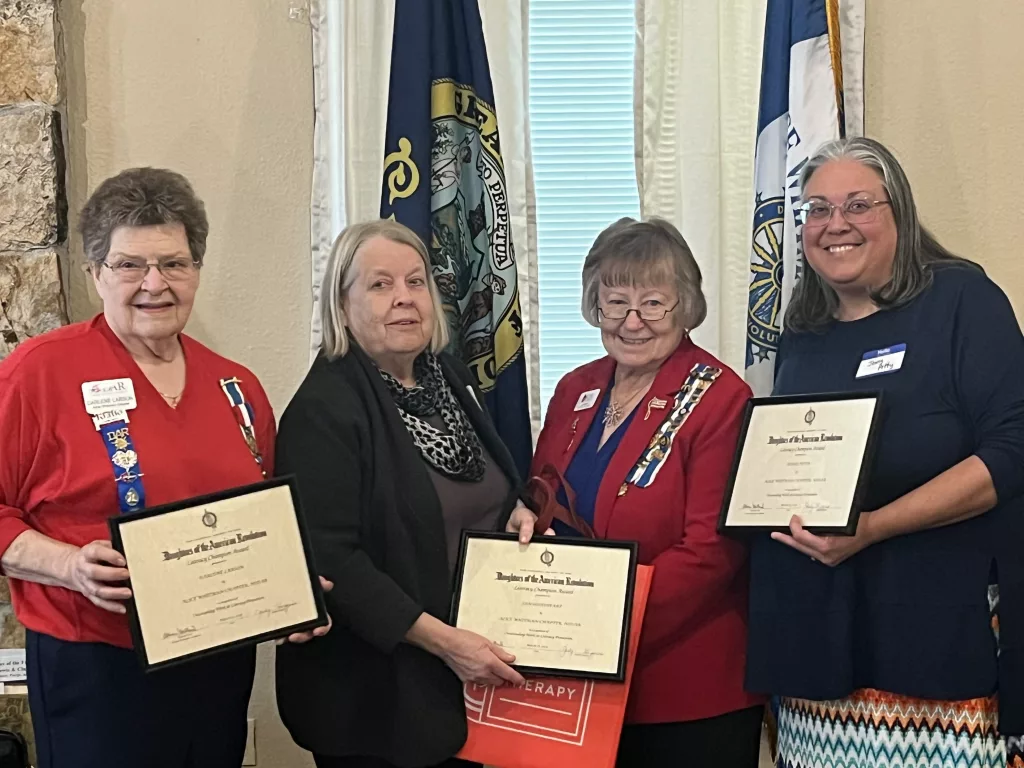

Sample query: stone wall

[0,0,70,761]
[0,0,69,359]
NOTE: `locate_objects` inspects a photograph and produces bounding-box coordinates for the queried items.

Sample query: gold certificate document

[110,478,326,669]
[451,533,637,681]
[718,394,882,534]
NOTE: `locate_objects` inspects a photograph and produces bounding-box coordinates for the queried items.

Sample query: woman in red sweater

[0,168,325,768]
[529,217,764,767]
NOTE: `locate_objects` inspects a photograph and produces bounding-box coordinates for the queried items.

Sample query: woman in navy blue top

[745,137,1024,768]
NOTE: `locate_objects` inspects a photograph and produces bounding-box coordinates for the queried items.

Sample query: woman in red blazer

[530,217,765,767]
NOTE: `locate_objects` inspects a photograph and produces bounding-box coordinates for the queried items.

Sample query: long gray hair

[785,136,974,332]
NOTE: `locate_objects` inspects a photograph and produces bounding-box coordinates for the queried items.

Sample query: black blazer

[274,343,522,766]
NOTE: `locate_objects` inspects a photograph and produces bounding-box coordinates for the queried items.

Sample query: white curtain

[634,0,768,374]
[309,0,393,363]
[840,0,866,137]
[309,0,541,437]
[478,0,542,441]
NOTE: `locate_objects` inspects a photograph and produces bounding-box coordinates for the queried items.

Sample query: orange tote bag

[455,563,652,768]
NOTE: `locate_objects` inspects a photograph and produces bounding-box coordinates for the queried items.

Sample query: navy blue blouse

[745,264,1024,732]
[552,384,636,535]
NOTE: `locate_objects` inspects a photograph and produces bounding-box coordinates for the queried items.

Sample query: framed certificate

[717,392,883,536]
[108,476,328,671]
[450,532,638,681]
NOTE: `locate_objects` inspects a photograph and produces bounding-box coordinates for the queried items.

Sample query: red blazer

[530,338,765,724]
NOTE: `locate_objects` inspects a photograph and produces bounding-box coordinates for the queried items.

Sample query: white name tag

[92,409,130,430]
[856,344,906,379]
[82,378,137,415]
[574,389,601,411]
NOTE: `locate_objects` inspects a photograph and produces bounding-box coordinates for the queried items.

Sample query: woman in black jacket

[275,219,539,768]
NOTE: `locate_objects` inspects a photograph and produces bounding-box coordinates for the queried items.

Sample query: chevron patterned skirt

[776,689,1024,768]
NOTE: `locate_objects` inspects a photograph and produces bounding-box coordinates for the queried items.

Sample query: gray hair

[78,168,209,271]
[786,136,973,332]
[319,219,450,359]
[581,216,707,331]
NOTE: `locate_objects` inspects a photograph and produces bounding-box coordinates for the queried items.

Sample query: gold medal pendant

[244,430,259,456]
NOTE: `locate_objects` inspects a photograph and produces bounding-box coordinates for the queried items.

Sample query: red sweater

[0,315,276,648]
[531,339,765,723]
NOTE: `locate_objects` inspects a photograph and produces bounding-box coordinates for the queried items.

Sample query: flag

[380,0,533,477]
[744,0,865,395]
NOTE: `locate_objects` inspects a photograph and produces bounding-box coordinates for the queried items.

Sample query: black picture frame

[717,391,884,537]
[108,474,328,672]
[449,531,638,682]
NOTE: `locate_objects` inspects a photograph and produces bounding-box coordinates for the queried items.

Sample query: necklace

[133,343,185,408]
[158,389,183,408]
[602,377,654,429]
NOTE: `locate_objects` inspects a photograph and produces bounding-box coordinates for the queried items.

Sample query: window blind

[528,0,640,415]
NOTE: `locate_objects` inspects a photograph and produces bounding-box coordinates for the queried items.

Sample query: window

[529,0,640,414]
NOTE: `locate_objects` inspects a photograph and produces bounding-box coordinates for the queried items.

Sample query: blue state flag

[744,0,862,395]
[381,0,533,477]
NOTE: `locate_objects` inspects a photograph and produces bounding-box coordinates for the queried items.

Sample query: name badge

[855,344,906,379]
[82,378,137,415]
[92,408,130,430]
[574,389,601,411]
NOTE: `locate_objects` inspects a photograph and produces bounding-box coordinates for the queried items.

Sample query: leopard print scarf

[377,353,485,482]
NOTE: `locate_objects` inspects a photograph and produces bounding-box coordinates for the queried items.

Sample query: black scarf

[377,354,485,482]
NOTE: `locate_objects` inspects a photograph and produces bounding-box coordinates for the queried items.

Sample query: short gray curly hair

[78,168,209,271]
[581,216,707,331]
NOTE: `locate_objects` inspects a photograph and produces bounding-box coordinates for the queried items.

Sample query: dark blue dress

[745,263,1024,736]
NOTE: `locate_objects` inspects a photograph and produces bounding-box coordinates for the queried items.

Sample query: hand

[63,540,132,614]
[505,503,555,543]
[440,627,525,687]
[771,513,879,567]
[281,577,334,644]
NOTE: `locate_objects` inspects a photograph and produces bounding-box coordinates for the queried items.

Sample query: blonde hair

[319,219,450,360]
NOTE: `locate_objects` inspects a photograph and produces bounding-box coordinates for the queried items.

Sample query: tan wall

[865,0,1024,314]
[62,0,315,765]
[63,0,314,414]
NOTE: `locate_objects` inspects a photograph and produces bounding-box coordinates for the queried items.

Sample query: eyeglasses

[102,257,199,283]
[598,300,679,323]
[797,198,891,228]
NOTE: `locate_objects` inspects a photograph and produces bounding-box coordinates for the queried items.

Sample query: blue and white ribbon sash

[619,363,721,496]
